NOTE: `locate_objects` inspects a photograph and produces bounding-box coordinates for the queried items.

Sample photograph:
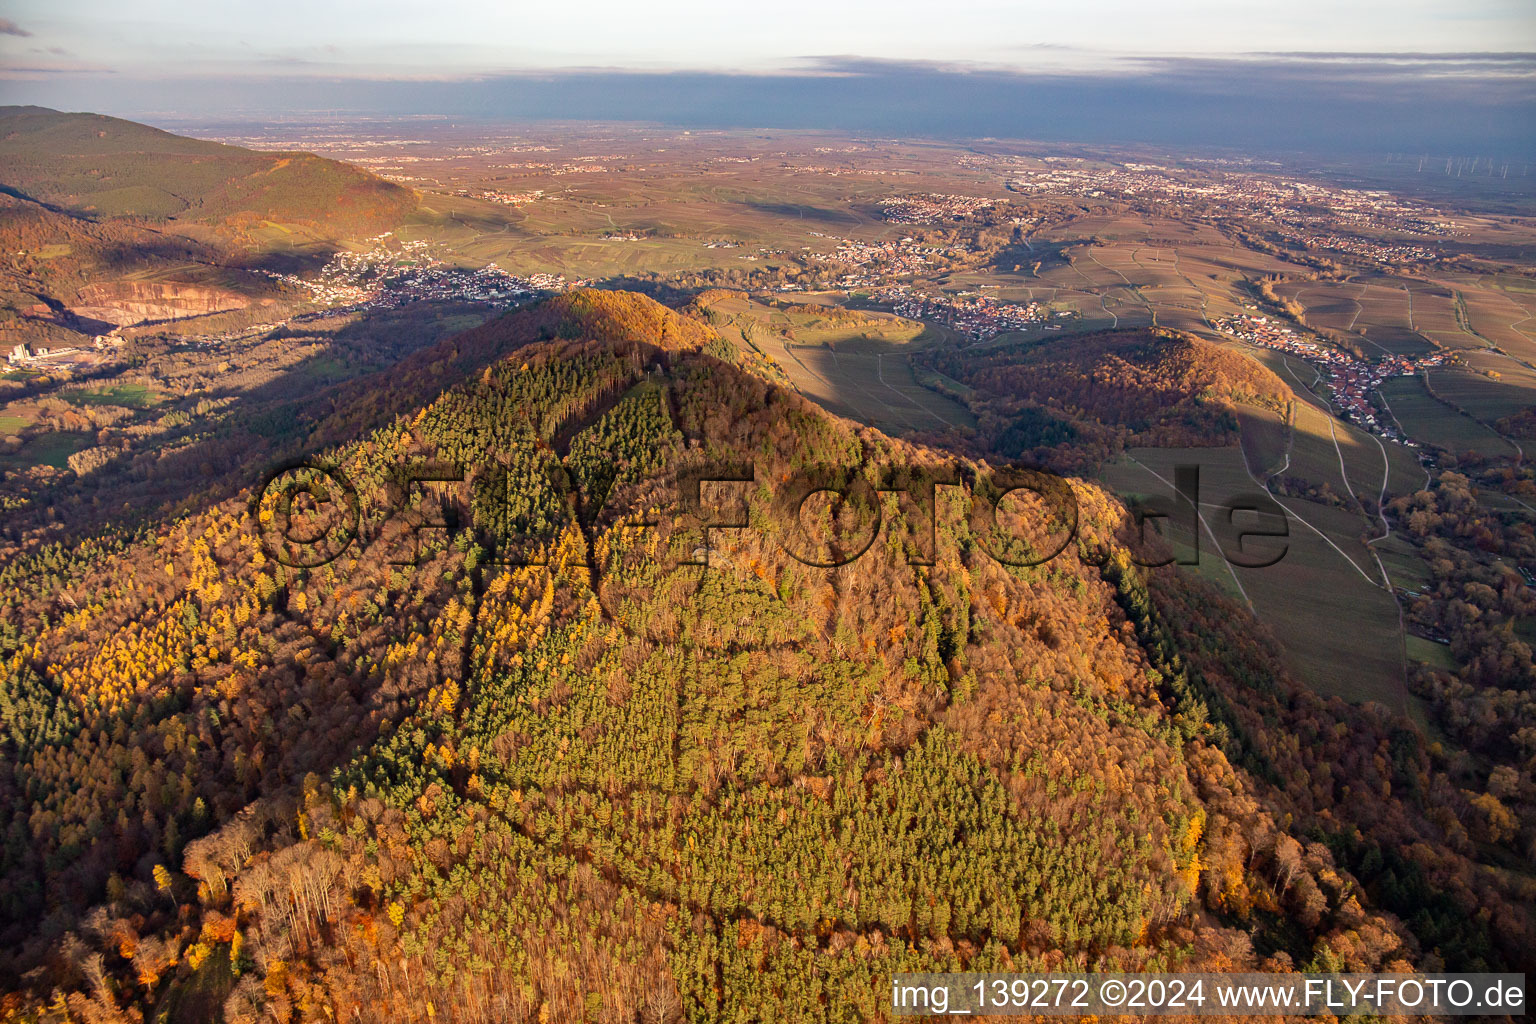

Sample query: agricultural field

[1404,282,1483,351]
[1098,444,1407,709]
[1236,403,1290,479]
[1426,364,1536,425]
[1379,375,1520,458]
[780,345,976,434]
[1451,276,1536,359]
[387,138,1016,284]
[1273,278,1425,356]
[1008,230,1287,340]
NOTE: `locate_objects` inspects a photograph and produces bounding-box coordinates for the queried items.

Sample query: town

[1004,160,1464,256]
[806,235,977,288]
[878,193,996,224]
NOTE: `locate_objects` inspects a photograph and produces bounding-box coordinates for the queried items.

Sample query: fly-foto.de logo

[248,457,1290,575]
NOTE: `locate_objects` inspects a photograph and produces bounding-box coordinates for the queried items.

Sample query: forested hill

[0,291,1527,1023]
[918,328,1291,468]
[0,106,414,235]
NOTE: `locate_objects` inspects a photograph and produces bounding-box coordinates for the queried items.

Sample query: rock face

[68,280,251,326]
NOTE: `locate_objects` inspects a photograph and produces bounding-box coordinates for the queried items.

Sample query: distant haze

[1,0,1533,156]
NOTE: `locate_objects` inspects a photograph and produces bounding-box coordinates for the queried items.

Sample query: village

[801,234,977,288]
[454,187,547,207]
[7,237,564,375]
[260,235,568,312]
[1273,226,1442,265]
[1213,312,1447,442]
[874,286,1052,341]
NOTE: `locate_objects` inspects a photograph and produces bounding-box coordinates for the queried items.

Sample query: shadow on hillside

[89,235,222,269]
[231,245,342,277]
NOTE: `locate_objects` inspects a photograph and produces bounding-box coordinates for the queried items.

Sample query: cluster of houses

[780,165,895,178]
[1275,228,1441,265]
[1214,313,1446,442]
[799,235,975,289]
[494,162,609,175]
[874,287,1052,341]
[455,187,547,207]
[878,194,996,224]
[818,238,931,280]
[261,235,568,313]
[1005,163,1459,245]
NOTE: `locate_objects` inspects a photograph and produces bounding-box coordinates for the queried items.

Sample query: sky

[2,0,1534,75]
[1,0,1533,154]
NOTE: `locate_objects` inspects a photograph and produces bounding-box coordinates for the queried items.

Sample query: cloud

[6,53,1533,157]
[0,18,31,37]
[1251,50,1536,62]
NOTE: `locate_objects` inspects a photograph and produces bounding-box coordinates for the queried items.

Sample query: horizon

[2,1,1534,156]
[3,56,1535,158]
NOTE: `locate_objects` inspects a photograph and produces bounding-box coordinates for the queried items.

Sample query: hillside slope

[0,106,414,234]
[0,292,1527,1023]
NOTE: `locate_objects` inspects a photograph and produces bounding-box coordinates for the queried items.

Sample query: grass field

[4,430,87,470]
[1375,533,1434,590]
[1405,634,1458,671]
[60,384,165,409]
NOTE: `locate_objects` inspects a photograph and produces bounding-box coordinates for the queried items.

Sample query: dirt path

[1125,453,1254,610]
